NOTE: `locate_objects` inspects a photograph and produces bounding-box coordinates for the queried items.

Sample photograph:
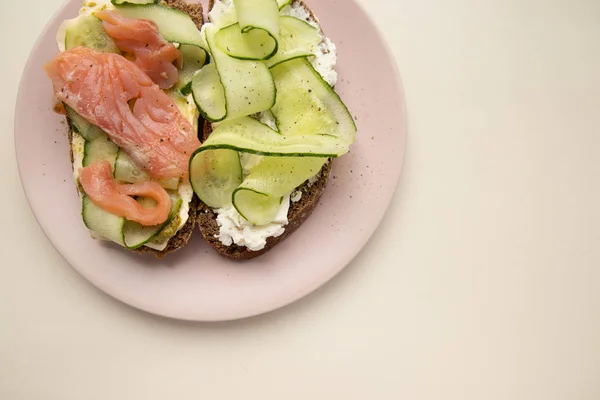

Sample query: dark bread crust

[66,0,204,258]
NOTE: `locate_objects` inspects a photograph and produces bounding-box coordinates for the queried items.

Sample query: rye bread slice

[196,0,333,260]
[66,0,204,259]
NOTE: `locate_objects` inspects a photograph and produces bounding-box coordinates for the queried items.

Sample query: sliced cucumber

[113,150,149,183]
[64,15,120,53]
[233,188,281,224]
[214,22,278,61]
[65,106,106,142]
[111,0,157,4]
[114,150,180,190]
[212,0,279,60]
[203,24,276,121]
[266,16,322,68]
[122,194,183,249]
[189,149,242,208]
[114,4,208,54]
[233,156,327,224]
[82,195,125,245]
[271,57,356,144]
[240,152,264,176]
[177,44,208,93]
[82,192,182,249]
[83,137,119,168]
[191,63,226,122]
[195,116,350,157]
[277,0,292,9]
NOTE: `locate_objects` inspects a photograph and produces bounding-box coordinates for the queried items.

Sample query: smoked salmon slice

[97,9,182,90]
[79,161,172,226]
[45,47,201,180]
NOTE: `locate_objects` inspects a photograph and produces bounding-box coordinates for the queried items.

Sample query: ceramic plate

[15,0,406,321]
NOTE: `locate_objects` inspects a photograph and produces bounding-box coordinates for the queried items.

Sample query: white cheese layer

[216,195,290,251]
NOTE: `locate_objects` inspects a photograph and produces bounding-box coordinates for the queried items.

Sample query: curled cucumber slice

[189,149,242,208]
[271,57,356,144]
[196,117,350,158]
[233,156,327,224]
[114,150,180,190]
[177,44,208,93]
[266,16,322,68]
[200,24,276,121]
[189,117,346,212]
[214,23,278,61]
[213,0,279,60]
[191,63,226,122]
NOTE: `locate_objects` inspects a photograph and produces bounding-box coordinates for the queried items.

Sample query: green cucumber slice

[212,0,279,60]
[195,116,350,157]
[203,24,276,120]
[240,152,264,176]
[233,156,326,224]
[65,106,105,142]
[271,57,356,144]
[214,22,278,61]
[266,16,321,68]
[277,0,292,9]
[82,195,125,245]
[189,149,242,208]
[111,0,157,4]
[233,188,281,224]
[114,150,180,190]
[81,192,182,249]
[64,15,120,53]
[113,150,148,183]
[177,44,208,93]
[122,194,183,249]
[191,63,226,122]
[83,137,119,168]
[234,0,279,30]
[114,4,208,54]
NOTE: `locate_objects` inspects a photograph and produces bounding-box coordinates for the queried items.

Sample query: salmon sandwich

[45,0,357,260]
[46,0,207,257]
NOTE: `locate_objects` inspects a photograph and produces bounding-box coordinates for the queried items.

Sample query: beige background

[2,0,600,398]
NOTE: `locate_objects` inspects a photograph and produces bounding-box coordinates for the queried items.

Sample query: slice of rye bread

[196,0,334,260]
[66,0,204,259]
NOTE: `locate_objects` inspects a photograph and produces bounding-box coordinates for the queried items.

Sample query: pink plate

[15,0,406,321]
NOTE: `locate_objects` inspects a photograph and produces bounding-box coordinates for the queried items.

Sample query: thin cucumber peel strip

[177,44,208,93]
[191,63,226,122]
[233,156,327,224]
[265,16,321,67]
[270,57,356,143]
[210,0,280,60]
[200,24,276,121]
[189,117,347,212]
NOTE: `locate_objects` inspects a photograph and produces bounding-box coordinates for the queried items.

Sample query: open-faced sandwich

[45,0,208,257]
[189,0,356,259]
[45,0,356,260]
